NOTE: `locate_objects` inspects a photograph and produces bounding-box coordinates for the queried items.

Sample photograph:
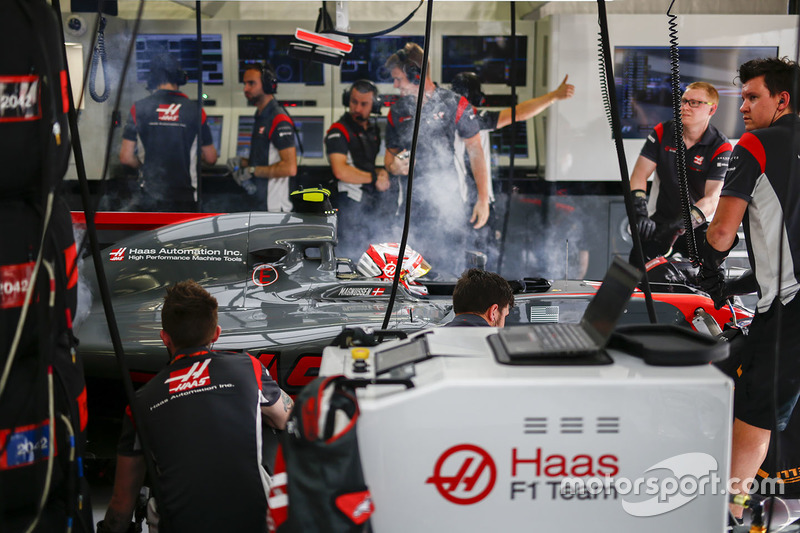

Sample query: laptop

[497,257,642,359]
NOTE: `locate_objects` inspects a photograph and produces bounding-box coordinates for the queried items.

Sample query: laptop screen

[581,257,642,345]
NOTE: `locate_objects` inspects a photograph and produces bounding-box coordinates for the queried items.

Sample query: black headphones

[247,62,278,95]
[395,47,421,85]
[342,79,382,114]
[146,53,188,91]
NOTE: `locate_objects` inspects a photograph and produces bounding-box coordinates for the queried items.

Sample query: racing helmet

[357,243,431,288]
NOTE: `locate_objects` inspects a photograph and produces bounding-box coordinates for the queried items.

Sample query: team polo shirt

[249,99,297,212]
[454,108,500,203]
[720,114,800,312]
[122,90,213,202]
[385,88,481,196]
[640,120,732,224]
[325,112,381,202]
[118,347,281,533]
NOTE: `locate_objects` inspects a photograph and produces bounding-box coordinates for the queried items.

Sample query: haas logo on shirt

[165,359,211,393]
[157,103,182,122]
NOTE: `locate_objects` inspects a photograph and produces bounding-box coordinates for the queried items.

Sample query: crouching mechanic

[99,280,293,533]
[629,81,732,265]
[697,57,800,518]
[444,268,514,327]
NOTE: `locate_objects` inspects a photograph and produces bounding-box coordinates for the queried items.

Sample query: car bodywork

[75,211,752,395]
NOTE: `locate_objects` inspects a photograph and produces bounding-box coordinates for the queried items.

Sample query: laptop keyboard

[532,323,596,353]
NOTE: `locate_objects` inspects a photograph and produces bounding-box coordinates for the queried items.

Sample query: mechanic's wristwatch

[248,166,256,178]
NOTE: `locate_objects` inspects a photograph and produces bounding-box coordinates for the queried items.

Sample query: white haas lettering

[165,359,211,393]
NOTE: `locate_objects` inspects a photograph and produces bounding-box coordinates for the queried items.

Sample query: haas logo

[109,248,126,262]
[157,103,182,122]
[165,359,211,393]
[426,444,497,505]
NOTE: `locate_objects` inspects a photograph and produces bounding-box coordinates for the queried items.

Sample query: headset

[395,47,421,85]
[146,53,188,91]
[451,72,486,107]
[247,62,278,95]
[342,79,382,114]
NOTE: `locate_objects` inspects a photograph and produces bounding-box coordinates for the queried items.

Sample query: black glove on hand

[698,235,739,310]
[632,189,656,241]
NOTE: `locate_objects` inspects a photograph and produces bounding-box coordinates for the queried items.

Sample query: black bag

[278,375,373,533]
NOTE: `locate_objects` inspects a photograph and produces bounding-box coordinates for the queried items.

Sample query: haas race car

[74,210,752,397]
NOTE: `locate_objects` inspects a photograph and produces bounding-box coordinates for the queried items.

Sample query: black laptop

[497,257,642,359]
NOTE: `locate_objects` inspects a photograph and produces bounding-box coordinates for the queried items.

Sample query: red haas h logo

[426,444,497,505]
[157,103,182,122]
[165,359,211,393]
[109,248,126,262]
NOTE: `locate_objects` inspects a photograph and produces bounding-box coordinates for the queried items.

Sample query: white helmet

[357,243,431,293]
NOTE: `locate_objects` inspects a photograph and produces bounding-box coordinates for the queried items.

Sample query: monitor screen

[135,34,224,85]
[489,121,528,158]
[614,46,778,139]
[441,35,527,85]
[236,115,255,158]
[205,115,223,157]
[292,116,325,159]
[340,36,425,84]
[237,34,324,85]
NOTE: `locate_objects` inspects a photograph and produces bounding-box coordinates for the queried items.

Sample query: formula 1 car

[74,210,752,395]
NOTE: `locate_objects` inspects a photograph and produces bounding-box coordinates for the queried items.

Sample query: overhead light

[294,28,353,54]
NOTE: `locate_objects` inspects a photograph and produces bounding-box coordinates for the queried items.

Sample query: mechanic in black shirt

[325,80,392,260]
[444,269,514,327]
[629,81,732,265]
[120,54,217,212]
[384,43,490,275]
[698,57,800,518]
[230,64,298,212]
[450,71,575,270]
[99,280,293,533]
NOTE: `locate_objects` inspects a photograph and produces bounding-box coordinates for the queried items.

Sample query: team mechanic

[629,81,732,266]
[443,268,515,328]
[450,71,576,270]
[325,79,392,260]
[230,63,298,212]
[99,281,293,533]
[120,53,217,212]
[698,57,800,519]
[383,43,490,274]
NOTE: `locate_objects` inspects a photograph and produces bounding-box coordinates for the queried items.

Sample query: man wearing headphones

[628,81,732,266]
[383,43,490,274]
[698,57,800,519]
[325,80,391,259]
[450,71,575,270]
[120,53,217,212]
[237,63,298,212]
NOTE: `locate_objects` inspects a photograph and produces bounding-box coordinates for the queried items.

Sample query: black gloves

[632,189,656,241]
[698,235,739,310]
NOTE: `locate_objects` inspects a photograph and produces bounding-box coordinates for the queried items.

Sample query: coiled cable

[597,24,614,131]
[666,1,698,263]
[88,16,109,103]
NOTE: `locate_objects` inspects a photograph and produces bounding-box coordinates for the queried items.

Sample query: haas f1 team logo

[157,103,182,122]
[165,360,211,393]
[109,248,126,262]
[426,444,497,505]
